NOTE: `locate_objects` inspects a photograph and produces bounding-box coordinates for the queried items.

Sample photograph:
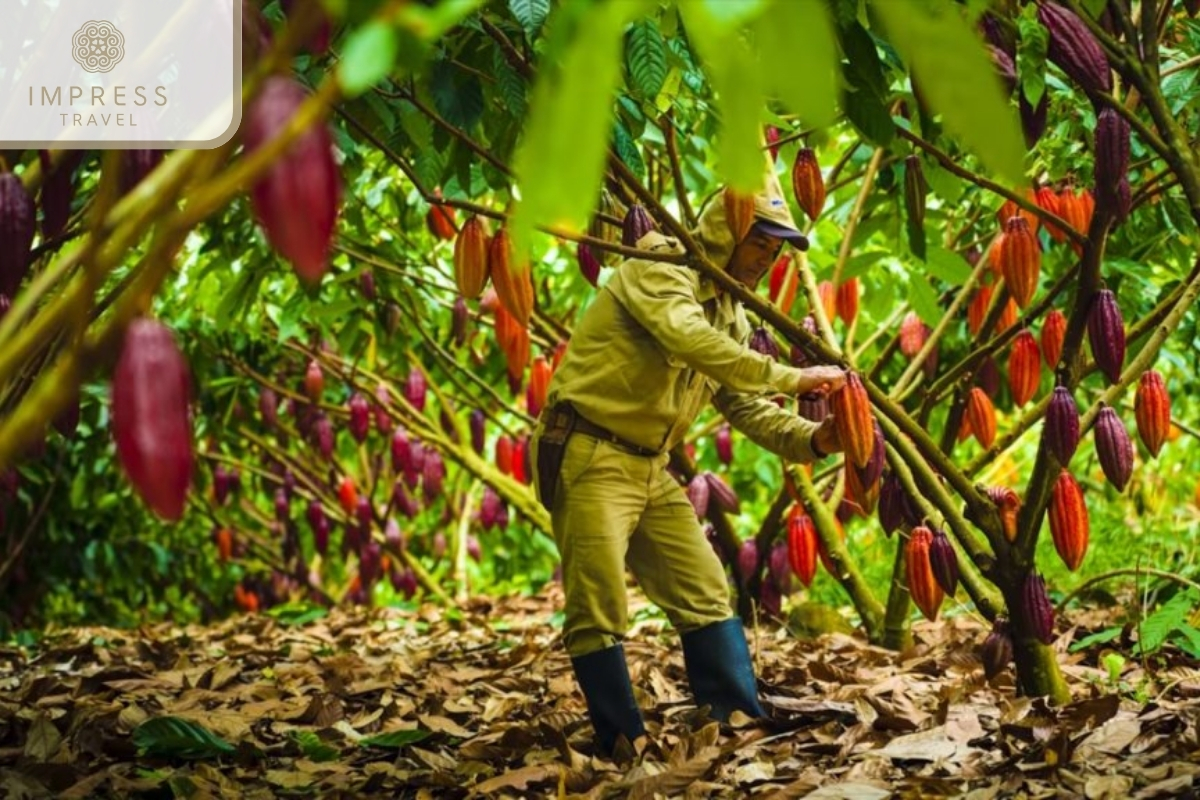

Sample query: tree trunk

[1012,636,1070,704]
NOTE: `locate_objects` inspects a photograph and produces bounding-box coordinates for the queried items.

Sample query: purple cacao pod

[480,486,503,530]
[621,204,655,246]
[469,409,486,456]
[980,12,1014,56]
[1019,90,1049,149]
[307,499,326,530]
[1038,2,1112,96]
[259,387,279,429]
[715,424,733,465]
[929,528,959,597]
[347,392,370,443]
[759,579,782,618]
[391,428,411,473]
[1087,289,1125,383]
[494,502,510,531]
[275,487,290,523]
[797,392,829,423]
[359,269,376,301]
[119,150,163,195]
[578,243,601,287]
[38,150,83,240]
[392,481,419,519]
[355,496,373,529]
[749,327,780,360]
[313,413,334,460]
[374,382,393,435]
[1021,572,1056,645]
[392,566,418,599]
[1114,176,1131,224]
[878,471,904,537]
[384,517,404,551]
[280,0,332,55]
[981,617,1013,679]
[421,449,445,502]
[432,530,448,560]
[439,408,459,445]
[1094,107,1130,209]
[988,45,1017,95]
[976,355,1002,399]
[1094,404,1134,491]
[467,535,482,564]
[244,77,341,285]
[737,539,758,584]
[705,471,741,514]
[312,515,329,556]
[769,541,792,594]
[405,367,427,413]
[0,172,36,298]
[687,474,711,519]
[1044,386,1080,465]
[111,318,194,521]
[451,296,470,348]
[360,541,382,589]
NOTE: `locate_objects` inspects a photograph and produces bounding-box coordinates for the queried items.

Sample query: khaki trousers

[532,428,734,657]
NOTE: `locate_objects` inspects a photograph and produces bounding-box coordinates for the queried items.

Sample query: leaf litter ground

[1,584,1199,799]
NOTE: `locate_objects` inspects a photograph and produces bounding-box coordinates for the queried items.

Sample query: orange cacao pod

[996,188,1038,231]
[836,278,859,326]
[986,485,1021,542]
[1049,469,1088,571]
[817,280,836,321]
[832,371,873,468]
[816,517,845,575]
[426,203,457,241]
[488,226,534,328]
[724,187,756,244]
[844,458,880,516]
[493,304,519,359]
[995,216,1041,308]
[968,285,992,337]
[506,322,530,387]
[768,255,799,315]
[906,526,944,621]
[899,312,927,358]
[1035,186,1063,241]
[997,297,1018,333]
[1134,369,1170,458]
[792,147,825,221]
[787,507,819,587]
[527,355,552,418]
[1008,329,1041,407]
[1041,309,1066,368]
[966,387,997,449]
[453,216,490,299]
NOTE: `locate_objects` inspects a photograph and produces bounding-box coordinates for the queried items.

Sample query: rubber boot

[570,644,646,755]
[680,618,766,722]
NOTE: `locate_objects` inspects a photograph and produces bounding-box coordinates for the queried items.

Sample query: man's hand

[812,414,843,457]
[796,366,847,396]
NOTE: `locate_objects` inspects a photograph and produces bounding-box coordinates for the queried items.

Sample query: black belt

[561,405,660,457]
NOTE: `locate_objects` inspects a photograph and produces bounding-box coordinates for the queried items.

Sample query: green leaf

[430,61,484,132]
[1135,590,1198,655]
[1068,626,1122,652]
[1173,624,1200,658]
[338,21,398,97]
[492,46,527,117]
[266,601,329,627]
[843,78,894,147]
[755,0,838,128]
[509,2,642,255]
[509,0,550,39]
[133,717,236,760]
[1016,14,1048,108]
[612,117,645,179]
[360,729,432,749]
[908,273,941,326]
[924,246,971,285]
[627,19,668,100]
[289,730,340,762]
[872,0,1024,184]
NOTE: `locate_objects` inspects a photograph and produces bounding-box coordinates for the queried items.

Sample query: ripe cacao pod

[1045,386,1080,465]
[0,173,36,298]
[422,450,446,503]
[844,458,878,517]
[1035,186,1063,242]
[1021,571,1056,644]
[1056,188,1092,251]
[787,508,819,587]
[621,204,655,246]
[688,474,710,519]
[111,318,194,522]
[724,187,756,244]
[1094,107,1130,208]
[1094,404,1134,492]
[1008,329,1041,407]
[836,278,859,326]
[1038,2,1112,96]
[304,359,323,401]
[391,428,411,473]
[215,527,234,562]
[495,435,513,476]
[453,216,490,299]
[425,203,457,241]
[996,188,1039,231]
[1087,288,1125,383]
[817,280,836,322]
[929,527,959,597]
[857,419,886,488]
[981,618,1013,680]
[792,147,825,221]
[968,285,992,338]
[1041,309,1067,369]
[998,297,1018,334]
[906,527,944,621]
[995,216,1040,308]
[527,355,552,418]
[488,226,534,329]
[1134,370,1170,458]
[769,255,799,315]
[577,243,601,288]
[244,76,341,285]
[1049,469,1089,570]
[899,312,927,358]
[347,393,370,443]
[705,471,741,515]
[966,387,997,450]
[715,424,733,465]
[831,371,873,468]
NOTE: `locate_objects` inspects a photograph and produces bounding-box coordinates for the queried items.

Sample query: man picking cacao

[530,166,845,758]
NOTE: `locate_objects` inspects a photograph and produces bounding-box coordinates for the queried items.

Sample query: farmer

[530,166,845,757]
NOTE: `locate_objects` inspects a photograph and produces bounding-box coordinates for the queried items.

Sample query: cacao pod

[1008,329,1042,407]
[966,387,997,450]
[737,539,759,584]
[832,371,873,468]
[787,508,819,587]
[426,204,457,241]
[1035,186,1063,241]
[577,243,601,288]
[1114,176,1132,223]
[844,459,878,517]
[996,188,1039,232]
[469,409,486,456]
[715,424,733,465]
[1049,469,1089,570]
[391,428,411,472]
[111,318,194,521]
[1134,370,1170,458]
[986,485,1022,543]
[1087,288,1125,383]
[929,527,959,597]
[976,355,1002,399]
[453,216,490,299]
[1041,309,1067,369]
[749,327,780,360]
[120,150,163,195]
[312,414,333,460]
[836,278,859,326]
[422,450,446,503]
[906,526,944,621]
[980,12,1015,57]
[817,280,837,322]
[998,297,1018,334]
[1021,571,1056,644]
[769,541,792,594]
[405,367,427,413]
[480,486,503,531]
[336,475,358,516]
[705,471,741,515]
[688,474,710,519]
[359,270,376,301]
[797,392,829,423]
[789,316,819,368]
[995,216,1040,308]
[0,173,35,298]
[1045,386,1081,465]
[1094,107,1130,208]
[38,150,83,241]
[590,189,627,266]
[855,419,886,489]
[244,76,341,285]
[622,204,655,246]
[899,312,927,358]
[878,472,904,538]
[724,187,756,244]
[527,355,551,418]
[280,0,332,54]
[392,481,419,519]
[495,435,513,476]
[792,147,825,221]
[488,226,534,329]
[981,618,1013,680]
[1094,404,1134,492]
[374,382,394,435]
[304,359,323,401]
[968,285,992,338]
[214,527,234,562]
[1038,2,1112,96]
[505,323,530,388]
[347,393,370,443]
[259,387,279,429]
[768,255,799,315]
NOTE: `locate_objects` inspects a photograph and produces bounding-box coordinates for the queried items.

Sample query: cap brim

[754,219,809,251]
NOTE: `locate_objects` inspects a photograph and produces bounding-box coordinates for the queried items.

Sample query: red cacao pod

[836,278,859,326]
[929,527,959,597]
[832,371,873,468]
[1049,469,1089,571]
[453,216,490,299]
[488,226,534,329]
[968,285,992,338]
[899,312,927,358]
[1021,571,1056,644]
[687,474,710,519]
[111,318,194,522]
[1038,2,1112,96]
[1087,288,1125,383]
[787,507,819,587]
[906,526,944,621]
[997,297,1018,334]
[621,204,656,246]
[347,392,370,443]
[791,148,825,221]
[1056,188,1092,251]
[1134,370,1170,458]
[426,204,457,241]
[1045,385,1081,465]
[577,243,601,288]
[995,216,1040,308]
[986,485,1022,543]
[304,359,324,401]
[715,424,733,465]
[405,367,427,413]
[1094,404,1134,492]
[0,172,36,297]
[844,458,878,517]
[966,387,997,450]
[996,188,1039,232]
[768,255,799,315]
[1008,329,1041,407]
[244,76,341,285]
[495,435,514,476]
[337,475,358,515]
[1041,309,1067,369]
[527,355,552,418]
[766,125,781,161]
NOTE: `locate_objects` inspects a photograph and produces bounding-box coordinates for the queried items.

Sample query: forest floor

[1,584,1198,799]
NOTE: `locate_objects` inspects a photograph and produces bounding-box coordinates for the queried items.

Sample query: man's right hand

[796,366,847,396]
[812,414,843,457]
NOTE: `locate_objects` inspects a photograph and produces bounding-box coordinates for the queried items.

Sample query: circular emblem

[72,21,125,74]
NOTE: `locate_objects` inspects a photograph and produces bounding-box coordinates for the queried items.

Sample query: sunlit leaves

[627,19,668,100]
[753,0,838,129]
